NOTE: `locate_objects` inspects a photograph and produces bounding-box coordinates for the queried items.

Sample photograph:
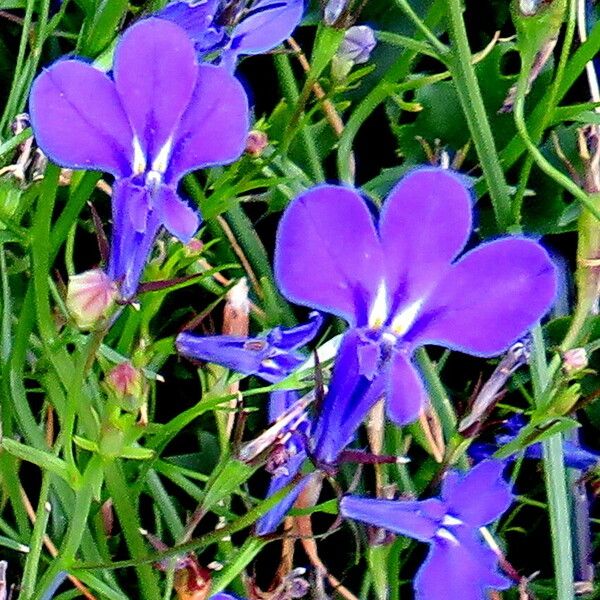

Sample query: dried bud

[563,348,588,375]
[245,130,268,157]
[266,443,292,477]
[174,561,211,600]
[66,269,118,329]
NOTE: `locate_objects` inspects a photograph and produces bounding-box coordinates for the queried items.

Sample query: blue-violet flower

[176,312,322,534]
[340,460,513,600]
[275,167,558,464]
[157,0,304,71]
[29,18,249,299]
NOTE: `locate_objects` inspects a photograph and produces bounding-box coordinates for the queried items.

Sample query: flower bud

[105,362,145,412]
[66,269,118,329]
[245,130,268,157]
[183,238,204,257]
[332,25,376,80]
[563,348,588,375]
[338,25,377,65]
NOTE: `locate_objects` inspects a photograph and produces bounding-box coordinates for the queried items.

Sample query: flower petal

[167,64,249,180]
[155,186,200,241]
[230,0,304,54]
[275,186,384,326]
[156,0,225,52]
[266,311,323,351]
[29,60,132,176]
[386,351,427,425]
[415,531,511,600]
[107,180,162,299]
[441,461,513,527]
[268,389,299,423]
[408,238,557,356]
[340,496,444,543]
[379,168,472,316]
[113,18,198,163]
[176,333,268,376]
[311,330,386,466]
[255,456,309,536]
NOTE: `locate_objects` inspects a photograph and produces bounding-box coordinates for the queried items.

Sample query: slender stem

[530,324,575,600]
[20,474,52,599]
[274,54,325,182]
[393,0,448,54]
[104,459,162,600]
[337,0,445,184]
[444,0,512,230]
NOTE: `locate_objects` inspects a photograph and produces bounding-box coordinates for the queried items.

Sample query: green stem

[31,455,103,600]
[415,348,457,439]
[104,459,162,600]
[20,474,52,599]
[274,54,325,182]
[337,0,445,184]
[444,0,512,230]
[530,324,574,600]
[512,0,600,223]
[393,0,448,54]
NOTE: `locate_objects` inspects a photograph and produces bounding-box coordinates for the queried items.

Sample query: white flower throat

[132,136,173,189]
[368,281,424,340]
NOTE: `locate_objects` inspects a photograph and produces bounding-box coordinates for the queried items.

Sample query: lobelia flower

[340,460,513,600]
[176,312,322,534]
[29,18,249,299]
[157,0,305,71]
[275,167,558,465]
[470,415,600,470]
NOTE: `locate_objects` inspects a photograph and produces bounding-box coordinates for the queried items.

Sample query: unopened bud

[563,348,588,375]
[332,26,376,81]
[105,362,145,411]
[66,269,118,329]
[337,25,377,65]
[245,130,268,157]
[183,239,204,257]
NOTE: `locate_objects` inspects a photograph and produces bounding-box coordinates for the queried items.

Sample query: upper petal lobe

[379,167,472,315]
[275,186,384,326]
[230,0,304,55]
[29,60,133,176]
[408,238,557,356]
[167,64,249,179]
[113,18,198,163]
[441,460,513,527]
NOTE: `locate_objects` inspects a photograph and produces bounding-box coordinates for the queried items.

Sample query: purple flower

[176,313,321,534]
[340,460,513,600]
[470,415,600,470]
[157,0,305,71]
[29,18,249,299]
[176,311,322,383]
[275,167,557,464]
[254,389,311,535]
